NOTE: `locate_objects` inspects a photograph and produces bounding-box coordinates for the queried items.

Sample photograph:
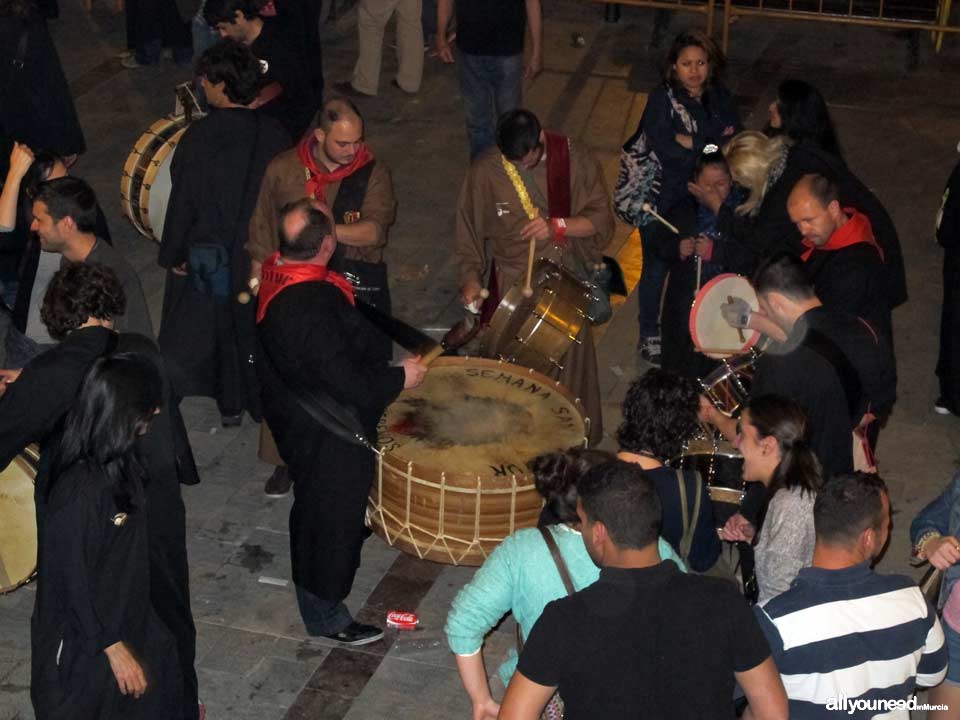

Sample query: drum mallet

[523,237,536,298]
[641,202,680,235]
[237,277,261,305]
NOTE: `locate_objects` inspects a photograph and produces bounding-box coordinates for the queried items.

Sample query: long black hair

[529,447,615,526]
[772,79,843,159]
[745,395,823,498]
[49,353,163,512]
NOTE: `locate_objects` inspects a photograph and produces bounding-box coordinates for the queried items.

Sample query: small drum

[120,117,188,242]
[0,446,39,594]
[700,351,758,418]
[481,259,597,375]
[669,433,744,527]
[689,273,761,359]
[369,356,589,566]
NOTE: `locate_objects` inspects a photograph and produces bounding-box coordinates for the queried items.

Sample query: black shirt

[517,561,770,719]
[249,19,317,140]
[646,466,721,573]
[454,0,526,56]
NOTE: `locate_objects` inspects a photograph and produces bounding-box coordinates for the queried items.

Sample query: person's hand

[698,394,720,426]
[687,180,723,214]
[249,259,263,283]
[520,216,551,242]
[461,279,483,306]
[472,697,501,720]
[719,513,755,543]
[721,297,752,329]
[171,262,188,276]
[678,237,695,258]
[8,142,35,180]
[401,356,428,389]
[523,53,542,80]
[693,234,714,261]
[926,536,960,571]
[0,368,22,399]
[104,641,147,698]
[435,36,455,63]
[675,134,694,150]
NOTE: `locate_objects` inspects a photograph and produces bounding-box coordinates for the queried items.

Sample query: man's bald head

[787,172,845,247]
[278,198,335,262]
[315,98,364,134]
[312,98,365,169]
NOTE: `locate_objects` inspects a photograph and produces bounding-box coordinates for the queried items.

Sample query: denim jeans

[295,585,353,636]
[637,223,669,338]
[456,50,523,159]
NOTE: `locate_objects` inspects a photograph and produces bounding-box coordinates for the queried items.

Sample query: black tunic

[31,462,181,720]
[257,281,404,602]
[0,328,200,720]
[250,19,317,141]
[158,108,290,417]
[937,159,960,414]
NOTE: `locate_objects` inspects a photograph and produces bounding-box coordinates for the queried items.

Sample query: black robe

[0,327,201,720]
[0,15,86,178]
[937,159,960,414]
[158,108,290,418]
[717,140,907,308]
[31,462,181,720]
[257,281,404,602]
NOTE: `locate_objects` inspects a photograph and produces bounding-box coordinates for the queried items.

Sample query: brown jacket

[246,147,397,264]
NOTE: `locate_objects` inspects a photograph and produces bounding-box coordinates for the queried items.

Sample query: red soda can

[386,610,419,630]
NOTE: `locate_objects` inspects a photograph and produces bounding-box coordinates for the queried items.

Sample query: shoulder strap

[676,469,702,562]
[801,327,862,422]
[538,526,576,596]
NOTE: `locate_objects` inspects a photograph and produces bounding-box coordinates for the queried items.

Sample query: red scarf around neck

[801,209,885,262]
[256,252,355,324]
[297,134,373,202]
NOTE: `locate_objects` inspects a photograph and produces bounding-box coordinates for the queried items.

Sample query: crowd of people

[2,0,960,718]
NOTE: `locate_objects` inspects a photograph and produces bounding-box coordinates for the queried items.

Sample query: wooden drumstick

[421,344,446,365]
[727,294,746,343]
[641,202,680,235]
[237,277,261,305]
[522,236,536,298]
[479,288,489,299]
[695,255,702,296]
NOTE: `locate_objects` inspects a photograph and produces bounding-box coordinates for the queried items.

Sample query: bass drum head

[0,447,39,594]
[689,273,761,359]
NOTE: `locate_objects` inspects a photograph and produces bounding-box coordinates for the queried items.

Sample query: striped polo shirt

[754,562,947,719]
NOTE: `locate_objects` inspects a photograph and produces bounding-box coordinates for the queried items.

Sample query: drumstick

[523,236,536,298]
[641,203,680,235]
[727,295,746,343]
[479,288,489,299]
[421,344,446,365]
[237,277,261,305]
[695,255,702,296]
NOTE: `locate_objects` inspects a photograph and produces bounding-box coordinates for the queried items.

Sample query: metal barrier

[721,0,959,53]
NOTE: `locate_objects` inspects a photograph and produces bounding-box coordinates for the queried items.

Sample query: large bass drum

[369,357,589,566]
[0,446,39,594]
[669,433,744,527]
[119,116,188,242]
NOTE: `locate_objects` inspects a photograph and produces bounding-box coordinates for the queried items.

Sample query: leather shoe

[322,622,384,646]
[263,467,292,497]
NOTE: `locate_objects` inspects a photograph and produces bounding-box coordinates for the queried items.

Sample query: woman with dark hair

[623,29,741,364]
[658,148,752,378]
[720,394,822,604]
[445,447,684,719]
[616,368,721,571]
[766,78,843,160]
[31,353,182,719]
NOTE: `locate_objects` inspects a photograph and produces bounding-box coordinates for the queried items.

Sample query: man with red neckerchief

[256,198,426,644]
[247,97,396,496]
[454,109,614,446]
[787,172,891,342]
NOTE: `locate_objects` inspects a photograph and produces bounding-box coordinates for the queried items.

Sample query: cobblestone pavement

[1,1,960,717]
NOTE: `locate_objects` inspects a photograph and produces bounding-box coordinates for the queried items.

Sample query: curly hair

[41,263,126,340]
[196,39,263,106]
[616,369,701,461]
[528,447,615,525]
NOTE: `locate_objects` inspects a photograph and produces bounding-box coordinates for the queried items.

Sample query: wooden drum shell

[0,446,40,594]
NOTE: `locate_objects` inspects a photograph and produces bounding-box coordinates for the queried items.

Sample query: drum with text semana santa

[119,116,188,242]
[369,357,589,566]
[689,273,762,359]
[481,259,598,375]
[0,446,39,594]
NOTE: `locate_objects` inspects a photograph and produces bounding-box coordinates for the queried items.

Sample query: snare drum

[699,352,757,418]
[369,356,589,565]
[689,273,761,359]
[480,259,597,375]
[669,434,744,526]
[119,117,188,242]
[0,446,39,594]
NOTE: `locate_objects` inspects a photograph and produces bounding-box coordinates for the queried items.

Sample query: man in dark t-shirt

[435,0,543,158]
[499,460,787,720]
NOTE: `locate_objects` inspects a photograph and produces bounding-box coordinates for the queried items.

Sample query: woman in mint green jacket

[444,448,686,720]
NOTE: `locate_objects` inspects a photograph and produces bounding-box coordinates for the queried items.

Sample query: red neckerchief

[256,252,355,324]
[297,134,374,203]
[801,208,885,262]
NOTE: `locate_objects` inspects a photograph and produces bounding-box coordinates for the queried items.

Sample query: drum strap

[675,469,702,563]
[801,328,862,423]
